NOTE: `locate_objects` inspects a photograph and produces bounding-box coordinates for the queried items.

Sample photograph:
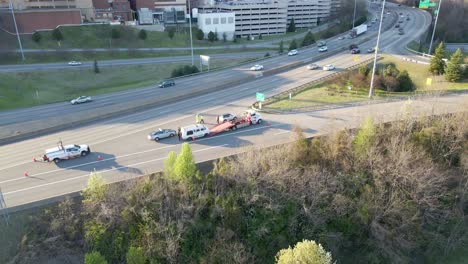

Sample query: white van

[180,124,210,140]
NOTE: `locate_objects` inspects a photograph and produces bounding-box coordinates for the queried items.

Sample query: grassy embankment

[267,55,468,109]
[0,57,257,110]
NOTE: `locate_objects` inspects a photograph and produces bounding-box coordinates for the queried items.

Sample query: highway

[0,3,453,210]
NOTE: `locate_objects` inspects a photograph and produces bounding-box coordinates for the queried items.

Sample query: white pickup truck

[43,143,91,163]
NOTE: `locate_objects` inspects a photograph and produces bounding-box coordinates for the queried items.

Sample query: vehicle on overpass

[318,46,328,52]
[288,49,298,56]
[323,64,335,71]
[147,128,176,142]
[38,141,91,163]
[70,96,92,105]
[250,64,264,71]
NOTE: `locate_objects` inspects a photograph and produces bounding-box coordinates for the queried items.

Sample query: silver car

[70,96,92,105]
[147,128,176,142]
[217,113,237,123]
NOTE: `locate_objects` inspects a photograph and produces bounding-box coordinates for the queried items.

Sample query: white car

[288,49,298,56]
[323,64,335,71]
[68,61,82,66]
[338,36,345,40]
[318,46,328,52]
[306,63,319,70]
[70,96,92,105]
[250,64,264,71]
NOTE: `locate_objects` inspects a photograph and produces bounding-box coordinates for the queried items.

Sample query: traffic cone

[33,157,37,162]
[267,122,271,126]
[192,137,196,142]
[24,171,29,177]
[98,155,102,161]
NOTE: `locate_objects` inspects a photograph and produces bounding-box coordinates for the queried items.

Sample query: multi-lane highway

[1,3,455,210]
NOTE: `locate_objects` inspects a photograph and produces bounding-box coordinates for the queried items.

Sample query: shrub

[51,28,63,41]
[111,27,121,39]
[207,31,216,42]
[85,251,108,264]
[196,28,204,40]
[138,29,147,40]
[396,70,414,92]
[168,27,175,39]
[32,31,41,43]
[289,39,297,50]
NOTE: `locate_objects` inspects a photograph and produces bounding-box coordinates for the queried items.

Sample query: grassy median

[267,56,468,109]
[0,57,257,110]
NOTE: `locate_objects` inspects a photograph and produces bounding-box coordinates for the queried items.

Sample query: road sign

[419,0,436,8]
[426,78,432,85]
[256,92,265,102]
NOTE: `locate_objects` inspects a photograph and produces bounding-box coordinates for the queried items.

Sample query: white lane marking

[3,144,228,196]
[274,131,290,136]
[0,123,284,183]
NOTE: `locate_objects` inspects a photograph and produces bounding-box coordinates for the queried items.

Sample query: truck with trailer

[208,110,263,136]
[350,24,367,38]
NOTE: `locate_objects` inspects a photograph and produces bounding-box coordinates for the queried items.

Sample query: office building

[197,10,235,40]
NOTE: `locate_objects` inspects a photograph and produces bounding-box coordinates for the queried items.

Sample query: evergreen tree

[168,28,175,39]
[397,70,414,92]
[174,143,197,182]
[445,48,464,82]
[51,28,63,41]
[138,29,147,40]
[207,31,216,42]
[429,42,446,75]
[279,40,284,53]
[276,240,333,264]
[196,28,204,40]
[32,31,41,43]
[289,39,297,50]
[287,18,296,32]
[301,32,315,47]
[259,34,263,40]
[93,60,100,74]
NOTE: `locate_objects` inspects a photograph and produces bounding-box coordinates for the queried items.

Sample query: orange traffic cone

[33,157,37,162]
[267,122,271,126]
[24,171,29,177]
[192,137,196,142]
[98,155,102,161]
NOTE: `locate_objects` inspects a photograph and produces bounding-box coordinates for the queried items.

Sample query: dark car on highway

[158,80,175,88]
[349,44,358,50]
[351,48,361,54]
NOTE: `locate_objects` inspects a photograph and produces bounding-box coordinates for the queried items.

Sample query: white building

[197,10,236,40]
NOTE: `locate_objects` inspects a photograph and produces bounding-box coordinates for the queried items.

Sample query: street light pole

[9,0,25,61]
[368,0,386,98]
[428,0,443,55]
[187,0,194,66]
[352,0,357,29]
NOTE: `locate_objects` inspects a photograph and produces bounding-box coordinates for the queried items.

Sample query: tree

[301,32,315,47]
[358,65,370,77]
[222,32,227,42]
[196,28,204,40]
[259,34,263,40]
[174,142,197,182]
[111,27,121,39]
[397,70,414,92]
[279,40,284,54]
[164,151,177,179]
[85,251,108,264]
[32,31,41,43]
[353,117,376,159]
[289,39,297,51]
[93,60,100,74]
[429,42,446,75]
[138,29,147,40]
[51,28,63,41]
[126,246,145,264]
[214,30,219,41]
[445,48,463,82]
[207,31,216,42]
[82,171,106,203]
[275,240,333,264]
[287,18,296,32]
[168,28,175,39]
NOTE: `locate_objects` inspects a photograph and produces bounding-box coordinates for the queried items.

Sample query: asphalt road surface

[0,4,450,210]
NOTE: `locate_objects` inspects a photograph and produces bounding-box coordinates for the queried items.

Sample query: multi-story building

[197,10,235,40]
[1,0,94,20]
[135,0,186,24]
[286,0,331,28]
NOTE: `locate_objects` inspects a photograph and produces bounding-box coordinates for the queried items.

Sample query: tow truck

[209,110,263,136]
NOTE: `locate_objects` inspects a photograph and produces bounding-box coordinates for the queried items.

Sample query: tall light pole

[352,0,357,29]
[187,0,194,66]
[428,0,443,55]
[9,0,25,61]
[368,0,386,98]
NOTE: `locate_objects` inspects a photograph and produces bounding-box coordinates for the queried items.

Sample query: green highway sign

[419,0,436,8]
[256,92,265,102]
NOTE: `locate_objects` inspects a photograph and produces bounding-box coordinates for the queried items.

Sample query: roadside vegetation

[267,55,468,109]
[3,112,467,263]
[0,57,256,110]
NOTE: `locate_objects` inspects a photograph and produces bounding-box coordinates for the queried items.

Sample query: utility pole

[352,0,357,29]
[368,0,386,98]
[187,0,194,66]
[428,0,443,55]
[9,0,25,61]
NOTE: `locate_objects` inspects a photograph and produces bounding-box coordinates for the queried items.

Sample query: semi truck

[350,24,367,38]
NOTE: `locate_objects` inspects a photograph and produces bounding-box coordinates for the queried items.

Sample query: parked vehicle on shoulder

[68,61,82,66]
[318,46,328,52]
[70,96,92,105]
[158,80,175,88]
[180,124,209,140]
[217,113,237,123]
[288,49,298,56]
[306,63,319,70]
[250,64,264,71]
[323,64,335,71]
[351,48,361,54]
[41,142,90,163]
[147,128,176,142]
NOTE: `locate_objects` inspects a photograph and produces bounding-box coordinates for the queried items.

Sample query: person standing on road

[177,127,181,141]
